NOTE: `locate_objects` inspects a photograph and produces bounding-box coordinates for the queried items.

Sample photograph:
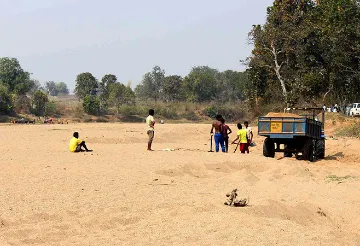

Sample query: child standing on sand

[146,109,156,151]
[221,118,232,153]
[231,123,249,154]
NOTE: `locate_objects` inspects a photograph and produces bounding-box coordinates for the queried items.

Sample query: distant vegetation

[1,0,360,122]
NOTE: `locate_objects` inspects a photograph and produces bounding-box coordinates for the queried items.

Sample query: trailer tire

[284,144,293,157]
[302,139,315,162]
[316,140,325,159]
[263,138,275,158]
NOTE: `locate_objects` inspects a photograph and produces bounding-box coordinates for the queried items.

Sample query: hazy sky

[0,0,273,91]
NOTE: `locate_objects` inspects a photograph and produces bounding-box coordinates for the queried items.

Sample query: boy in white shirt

[244,121,253,146]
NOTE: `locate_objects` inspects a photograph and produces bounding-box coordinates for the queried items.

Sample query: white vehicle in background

[349,103,360,117]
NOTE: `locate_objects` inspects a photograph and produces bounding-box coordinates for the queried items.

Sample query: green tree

[31,90,48,116]
[246,0,319,105]
[162,75,183,102]
[56,82,69,95]
[315,0,360,104]
[182,66,219,102]
[83,95,101,115]
[216,70,248,102]
[135,66,165,101]
[29,80,44,96]
[74,72,98,100]
[99,74,117,109]
[108,82,135,113]
[0,57,33,95]
[45,81,57,96]
[0,84,12,114]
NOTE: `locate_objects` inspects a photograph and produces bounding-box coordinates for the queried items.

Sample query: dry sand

[0,123,360,245]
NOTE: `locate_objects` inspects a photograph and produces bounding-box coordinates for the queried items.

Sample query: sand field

[1,123,360,245]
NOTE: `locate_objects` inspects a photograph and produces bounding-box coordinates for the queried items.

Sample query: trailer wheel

[263,138,275,158]
[302,139,315,162]
[316,140,325,159]
[284,144,293,157]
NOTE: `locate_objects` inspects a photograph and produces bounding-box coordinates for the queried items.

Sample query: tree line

[73,66,248,115]
[244,0,360,109]
[0,57,70,116]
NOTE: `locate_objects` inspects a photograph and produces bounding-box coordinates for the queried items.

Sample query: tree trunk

[270,41,288,101]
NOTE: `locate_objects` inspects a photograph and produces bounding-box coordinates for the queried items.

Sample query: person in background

[220,118,232,153]
[244,121,253,147]
[146,109,156,151]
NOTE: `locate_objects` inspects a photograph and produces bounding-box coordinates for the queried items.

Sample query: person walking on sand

[146,109,156,151]
[210,115,225,153]
[69,132,92,152]
[221,118,232,153]
[231,123,249,154]
[244,121,253,147]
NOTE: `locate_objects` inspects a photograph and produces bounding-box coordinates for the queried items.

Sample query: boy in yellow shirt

[231,123,249,154]
[69,132,92,152]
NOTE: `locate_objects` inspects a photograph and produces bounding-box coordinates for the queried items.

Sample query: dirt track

[0,123,360,245]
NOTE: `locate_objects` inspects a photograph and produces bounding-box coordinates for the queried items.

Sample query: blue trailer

[258,108,325,162]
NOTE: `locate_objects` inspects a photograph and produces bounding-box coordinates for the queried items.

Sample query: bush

[83,95,101,115]
[203,103,247,122]
[181,111,199,121]
[13,95,31,114]
[118,105,139,116]
[336,122,360,138]
[45,101,57,116]
[31,90,48,116]
[157,105,179,119]
[73,105,84,118]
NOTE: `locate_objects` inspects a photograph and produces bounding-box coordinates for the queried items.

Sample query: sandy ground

[1,122,360,246]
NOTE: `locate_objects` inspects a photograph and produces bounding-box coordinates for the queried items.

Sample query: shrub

[203,103,247,122]
[118,105,139,116]
[83,95,101,115]
[13,95,30,114]
[181,111,199,121]
[157,105,179,119]
[336,122,360,138]
[31,90,48,116]
[45,101,57,117]
[73,105,84,118]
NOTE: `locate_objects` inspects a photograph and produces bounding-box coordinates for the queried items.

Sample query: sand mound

[265,112,303,118]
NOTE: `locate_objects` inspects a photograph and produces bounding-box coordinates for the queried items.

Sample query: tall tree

[99,74,117,107]
[135,66,165,102]
[246,0,319,105]
[162,75,183,102]
[182,66,219,102]
[74,72,98,100]
[56,82,69,95]
[45,81,57,96]
[31,90,48,116]
[0,84,12,114]
[0,57,33,95]
[108,82,135,113]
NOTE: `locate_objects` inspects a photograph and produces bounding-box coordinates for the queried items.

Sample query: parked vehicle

[349,103,360,117]
[258,107,325,162]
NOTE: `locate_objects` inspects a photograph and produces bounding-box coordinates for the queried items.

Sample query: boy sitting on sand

[69,132,92,152]
[231,123,249,154]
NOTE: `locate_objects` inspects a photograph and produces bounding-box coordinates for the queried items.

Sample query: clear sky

[0,0,273,91]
